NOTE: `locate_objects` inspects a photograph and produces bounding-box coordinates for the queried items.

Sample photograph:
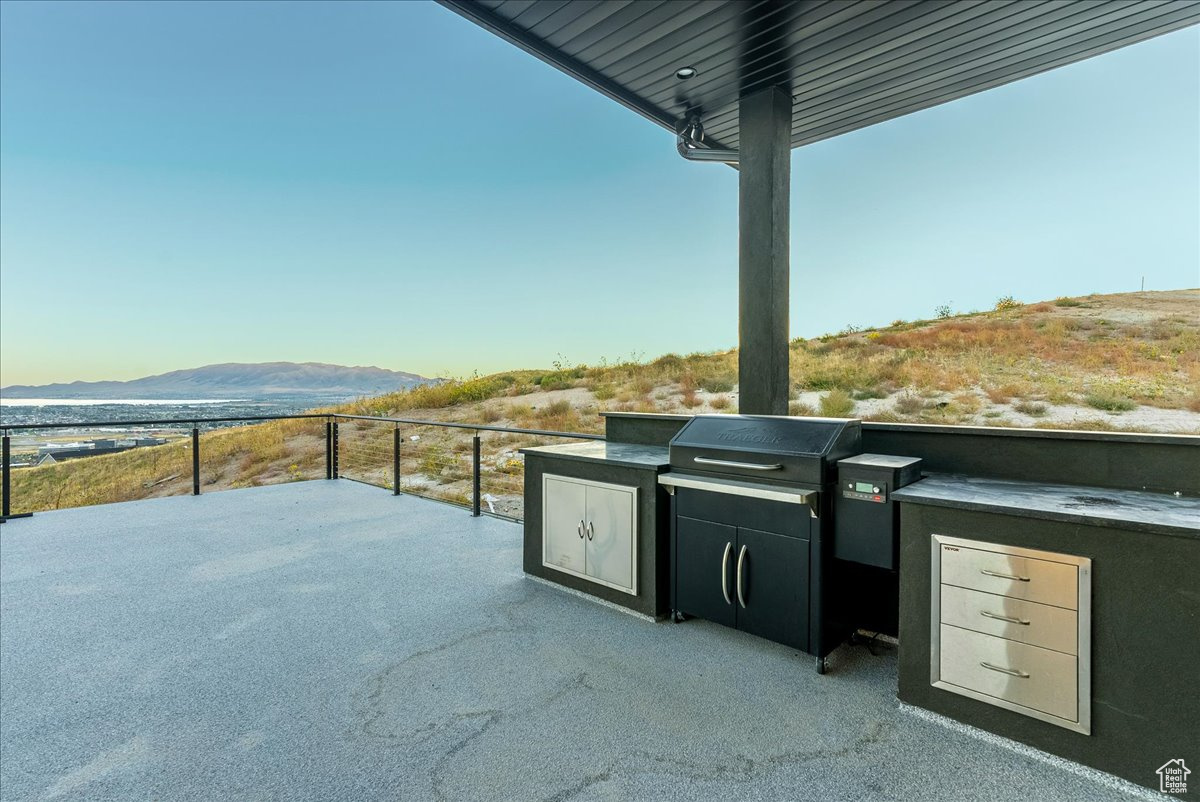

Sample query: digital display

[855,482,875,493]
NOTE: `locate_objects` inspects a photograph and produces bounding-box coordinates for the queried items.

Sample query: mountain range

[0,362,432,400]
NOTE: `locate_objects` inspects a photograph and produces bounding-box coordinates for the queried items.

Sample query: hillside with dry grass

[9,289,1197,516]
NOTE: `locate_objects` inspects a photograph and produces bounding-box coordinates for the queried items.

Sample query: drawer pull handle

[981,569,1030,582]
[980,610,1030,626]
[980,662,1030,678]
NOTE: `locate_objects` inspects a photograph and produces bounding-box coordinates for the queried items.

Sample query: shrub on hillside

[819,390,855,417]
[788,401,816,417]
[1084,392,1136,412]
[1013,400,1048,417]
[994,296,1021,311]
[894,393,925,415]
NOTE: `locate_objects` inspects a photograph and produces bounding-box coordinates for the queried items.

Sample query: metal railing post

[393,426,401,496]
[325,419,333,479]
[332,422,339,479]
[471,432,481,517]
[191,426,201,496]
[2,434,11,519]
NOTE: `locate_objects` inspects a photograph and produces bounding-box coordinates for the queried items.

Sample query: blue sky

[1,1,1196,386]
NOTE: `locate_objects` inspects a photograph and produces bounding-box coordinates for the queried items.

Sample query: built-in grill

[658,415,862,673]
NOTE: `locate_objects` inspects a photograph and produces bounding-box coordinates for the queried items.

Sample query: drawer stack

[931,536,1091,734]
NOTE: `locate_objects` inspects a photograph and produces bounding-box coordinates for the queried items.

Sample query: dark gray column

[737,85,792,416]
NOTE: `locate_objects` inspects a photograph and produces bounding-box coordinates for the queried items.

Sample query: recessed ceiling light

[675,66,697,80]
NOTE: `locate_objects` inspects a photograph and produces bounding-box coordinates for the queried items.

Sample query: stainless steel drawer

[939,543,1078,609]
[940,585,1077,655]
[938,624,1079,722]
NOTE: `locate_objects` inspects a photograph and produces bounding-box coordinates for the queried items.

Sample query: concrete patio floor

[0,481,1152,801]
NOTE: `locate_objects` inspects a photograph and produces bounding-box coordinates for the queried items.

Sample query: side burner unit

[658,415,861,673]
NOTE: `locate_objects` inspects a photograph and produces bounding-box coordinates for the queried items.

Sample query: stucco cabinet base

[521,444,671,618]
[897,502,1200,790]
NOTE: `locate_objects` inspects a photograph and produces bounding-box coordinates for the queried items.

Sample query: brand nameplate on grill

[716,427,786,445]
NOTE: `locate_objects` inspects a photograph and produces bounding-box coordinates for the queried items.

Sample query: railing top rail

[0,413,329,431]
[0,412,605,441]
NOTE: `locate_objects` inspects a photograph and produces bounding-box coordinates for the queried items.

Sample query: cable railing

[0,413,602,522]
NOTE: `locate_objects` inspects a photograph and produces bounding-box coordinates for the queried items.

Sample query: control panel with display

[834,453,923,572]
[842,480,886,503]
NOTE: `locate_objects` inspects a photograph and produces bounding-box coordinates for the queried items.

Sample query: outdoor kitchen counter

[894,473,1200,538]
[519,442,669,470]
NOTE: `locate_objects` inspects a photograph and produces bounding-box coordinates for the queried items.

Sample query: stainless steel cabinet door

[543,476,587,575]
[584,484,636,592]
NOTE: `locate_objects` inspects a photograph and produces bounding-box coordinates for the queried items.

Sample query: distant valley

[1,362,432,400]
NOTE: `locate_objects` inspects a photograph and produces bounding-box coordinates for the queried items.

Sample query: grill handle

[693,456,783,472]
[721,542,733,605]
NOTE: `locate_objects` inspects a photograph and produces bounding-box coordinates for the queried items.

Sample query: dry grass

[818,390,855,417]
[1013,400,1048,417]
[11,418,326,514]
[13,291,1197,515]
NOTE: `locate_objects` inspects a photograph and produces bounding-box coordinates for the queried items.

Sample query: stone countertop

[893,474,1200,538]
[520,442,670,471]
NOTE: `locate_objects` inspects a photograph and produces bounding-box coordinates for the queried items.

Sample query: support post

[393,427,401,496]
[738,85,792,415]
[332,422,339,479]
[191,426,201,496]
[471,433,481,517]
[2,434,10,519]
[325,420,333,479]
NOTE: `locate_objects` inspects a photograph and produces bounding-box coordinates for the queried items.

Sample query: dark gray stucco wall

[602,414,690,447]
[862,424,1199,495]
[897,503,1200,791]
[603,413,1199,496]
[522,453,671,618]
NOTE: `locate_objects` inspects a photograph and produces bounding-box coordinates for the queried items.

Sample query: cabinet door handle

[980,661,1030,679]
[578,520,585,539]
[721,542,733,605]
[980,610,1030,625]
[981,569,1030,582]
[586,522,594,541]
[736,545,748,609]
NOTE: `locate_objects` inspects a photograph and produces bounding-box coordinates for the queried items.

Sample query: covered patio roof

[439,0,1200,150]
[437,1,1199,416]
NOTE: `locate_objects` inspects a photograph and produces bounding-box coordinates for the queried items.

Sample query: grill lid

[668,415,861,486]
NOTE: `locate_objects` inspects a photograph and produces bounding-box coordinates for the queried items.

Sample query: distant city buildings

[28,437,166,466]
